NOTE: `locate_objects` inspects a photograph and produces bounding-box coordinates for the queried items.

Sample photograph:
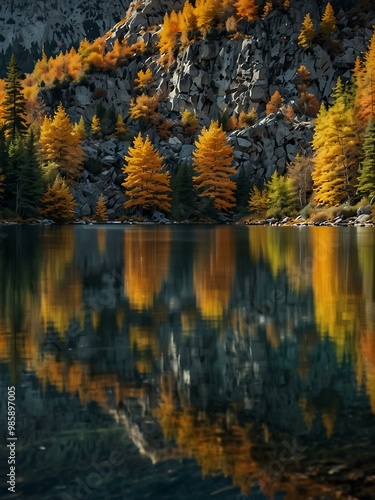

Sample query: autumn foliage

[39,177,77,222]
[193,121,236,212]
[39,103,84,184]
[122,134,171,214]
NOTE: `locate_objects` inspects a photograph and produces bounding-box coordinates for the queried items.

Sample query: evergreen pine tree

[0,129,9,209]
[235,167,251,213]
[6,135,25,213]
[18,131,43,218]
[171,163,194,220]
[3,54,27,141]
[357,118,375,200]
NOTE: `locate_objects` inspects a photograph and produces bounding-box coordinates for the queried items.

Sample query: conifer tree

[248,185,268,218]
[18,131,43,218]
[180,1,197,44]
[312,82,362,205]
[171,163,194,220]
[158,12,179,59]
[267,171,297,218]
[39,103,84,184]
[286,154,313,208]
[91,114,102,138]
[39,177,76,222]
[320,2,336,38]
[134,69,154,91]
[235,0,259,21]
[193,121,236,212]
[94,194,108,221]
[122,133,171,214]
[355,32,375,125]
[73,116,86,140]
[3,54,27,141]
[6,135,24,213]
[195,0,223,32]
[266,90,283,115]
[235,167,251,213]
[114,114,127,140]
[298,13,316,49]
[0,129,9,207]
[357,118,375,200]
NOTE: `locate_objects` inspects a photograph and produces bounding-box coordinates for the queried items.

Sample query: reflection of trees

[0,226,42,383]
[312,228,362,362]
[124,227,171,311]
[40,227,84,334]
[193,227,235,321]
[248,226,312,293]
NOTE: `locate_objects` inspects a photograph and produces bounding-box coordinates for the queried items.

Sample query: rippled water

[0,225,374,499]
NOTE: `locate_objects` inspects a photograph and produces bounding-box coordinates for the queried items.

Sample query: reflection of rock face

[1,226,375,498]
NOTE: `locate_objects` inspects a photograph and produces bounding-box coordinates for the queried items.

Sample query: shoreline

[0,218,374,228]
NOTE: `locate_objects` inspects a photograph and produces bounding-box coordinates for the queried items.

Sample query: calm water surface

[0,225,374,499]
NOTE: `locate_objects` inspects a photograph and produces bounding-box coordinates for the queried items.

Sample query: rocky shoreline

[1,215,374,227]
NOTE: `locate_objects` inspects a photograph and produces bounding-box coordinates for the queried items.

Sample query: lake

[0,224,374,499]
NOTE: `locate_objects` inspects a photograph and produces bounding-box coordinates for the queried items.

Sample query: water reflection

[0,225,375,498]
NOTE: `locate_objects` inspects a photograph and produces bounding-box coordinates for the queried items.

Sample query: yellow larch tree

[129,93,159,124]
[134,68,154,91]
[39,177,77,222]
[298,13,316,48]
[73,116,86,140]
[312,82,362,205]
[193,121,236,212]
[122,133,171,214]
[39,103,84,184]
[320,2,336,38]
[195,0,224,32]
[158,12,180,60]
[180,1,197,44]
[91,114,102,138]
[94,194,108,221]
[114,114,127,140]
[234,0,259,21]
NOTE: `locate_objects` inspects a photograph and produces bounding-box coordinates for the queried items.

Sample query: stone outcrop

[0,0,131,75]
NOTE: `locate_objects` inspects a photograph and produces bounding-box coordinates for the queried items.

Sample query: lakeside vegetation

[0,1,374,224]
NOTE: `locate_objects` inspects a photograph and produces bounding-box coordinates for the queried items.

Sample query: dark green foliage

[3,54,27,141]
[84,157,104,176]
[18,132,43,218]
[198,195,217,220]
[171,163,194,220]
[235,167,251,214]
[218,109,229,131]
[4,132,42,217]
[357,118,375,200]
[101,106,117,136]
[95,101,106,120]
[0,129,9,208]
[266,171,298,218]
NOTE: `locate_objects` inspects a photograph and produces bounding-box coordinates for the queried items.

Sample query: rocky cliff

[4,0,375,218]
[0,0,130,75]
